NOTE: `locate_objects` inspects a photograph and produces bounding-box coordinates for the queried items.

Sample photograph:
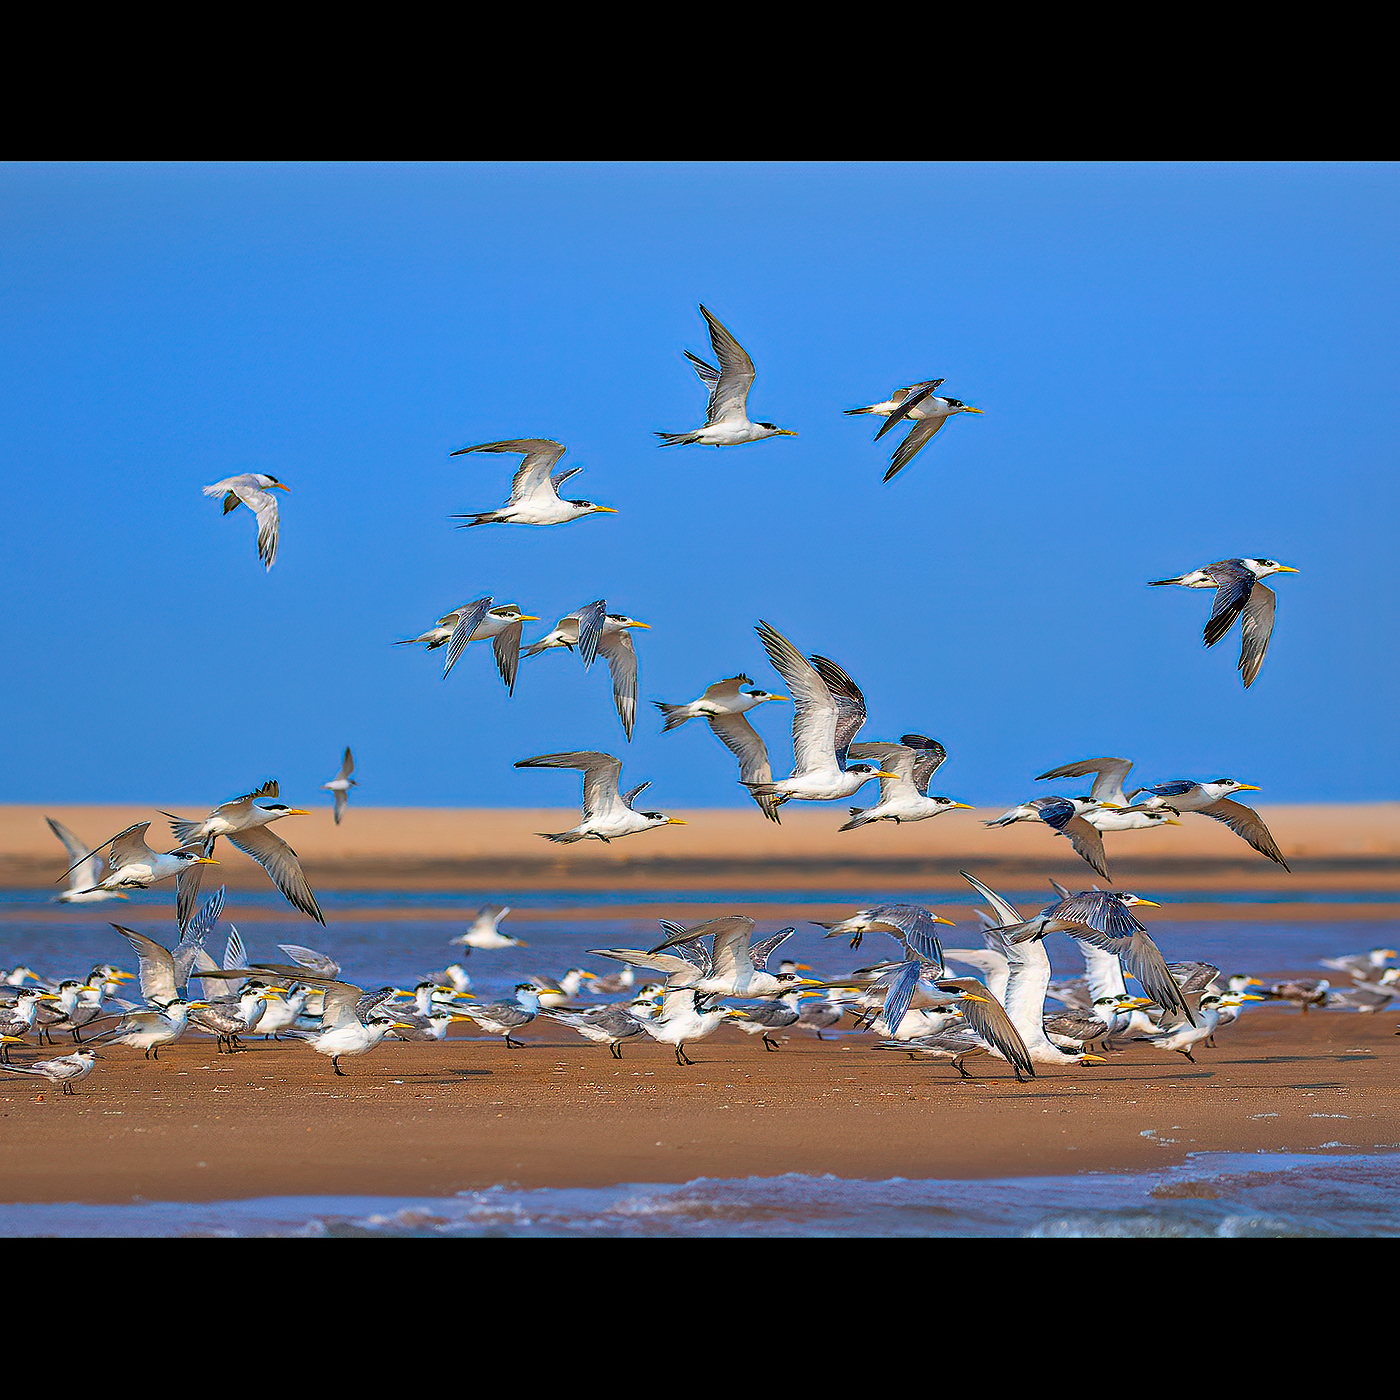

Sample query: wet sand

[2,1006,1394,1204]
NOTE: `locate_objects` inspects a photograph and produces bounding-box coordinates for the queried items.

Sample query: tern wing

[1035,757,1133,807]
[587,947,702,980]
[442,597,493,679]
[173,886,226,985]
[355,986,397,1024]
[849,742,916,803]
[1197,797,1290,870]
[809,655,868,767]
[550,465,584,489]
[575,599,607,669]
[492,621,525,695]
[112,926,179,1005]
[902,735,948,794]
[869,904,946,969]
[756,622,838,779]
[516,752,624,822]
[226,827,325,925]
[1036,802,1111,880]
[47,817,100,889]
[107,823,155,872]
[702,675,752,702]
[884,414,948,482]
[1237,582,1276,688]
[871,382,937,440]
[942,981,1035,1079]
[749,927,795,970]
[228,482,279,569]
[877,959,923,1037]
[698,305,756,426]
[318,982,365,1033]
[596,627,639,741]
[277,944,340,976]
[960,871,1023,929]
[336,748,355,782]
[708,714,780,823]
[1115,932,1194,1025]
[453,440,567,505]
[1203,561,1255,648]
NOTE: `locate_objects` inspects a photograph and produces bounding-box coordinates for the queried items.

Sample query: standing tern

[744,622,897,806]
[292,982,404,1075]
[656,305,797,448]
[726,992,805,1050]
[1149,558,1299,687]
[47,817,128,904]
[0,1047,98,1094]
[323,748,356,825]
[450,438,617,527]
[1135,778,1288,869]
[638,988,730,1065]
[163,781,321,927]
[461,984,543,1048]
[514,751,686,843]
[656,675,788,824]
[0,990,62,1060]
[546,1004,646,1058]
[841,736,971,830]
[203,473,290,569]
[1135,992,1262,1061]
[869,386,983,482]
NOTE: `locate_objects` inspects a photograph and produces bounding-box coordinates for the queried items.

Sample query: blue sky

[2,162,1396,808]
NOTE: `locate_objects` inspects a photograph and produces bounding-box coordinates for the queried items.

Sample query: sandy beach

[6,804,1400,896]
[1,1005,1394,1204]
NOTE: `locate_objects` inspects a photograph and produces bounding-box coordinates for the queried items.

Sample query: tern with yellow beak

[450,438,618,527]
[840,735,972,830]
[1133,777,1288,869]
[1149,557,1299,687]
[656,305,797,447]
[203,473,291,569]
[514,751,687,843]
[63,823,217,924]
[163,782,322,927]
[869,388,983,482]
[743,623,900,806]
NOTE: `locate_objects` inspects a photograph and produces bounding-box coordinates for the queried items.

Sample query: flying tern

[323,748,356,825]
[656,305,797,448]
[450,438,617,527]
[523,602,648,738]
[844,379,945,419]
[450,906,527,950]
[841,735,971,830]
[47,817,128,904]
[986,796,1115,879]
[514,751,686,843]
[203,473,290,569]
[1134,778,1288,869]
[656,675,788,824]
[63,823,217,918]
[744,622,896,806]
[868,385,983,482]
[163,781,321,927]
[1149,557,1299,687]
[399,599,539,691]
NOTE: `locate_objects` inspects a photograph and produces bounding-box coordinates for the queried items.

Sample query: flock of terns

[8,303,1320,1097]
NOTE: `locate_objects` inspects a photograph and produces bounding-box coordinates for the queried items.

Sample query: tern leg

[675,1043,694,1066]
[152,1046,160,1060]
[332,1056,345,1076]
[954,1058,972,1079]
[763,1033,780,1051]
[816,1030,827,1041]
[1206,1034,1217,1048]
[505,1033,519,1049]
[1177,1048,1196,1063]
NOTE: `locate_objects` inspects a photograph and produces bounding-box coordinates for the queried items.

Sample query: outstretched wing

[1035,757,1133,807]
[707,714,780,823]
[1037,801,1110,880]
[1202,561,1255,648]
[173,886,226,985]
[452,440,568,506]
[492,622,525,695]
[47,817,100,889]
[902,735,948,794]
[596,627,640,741]
[1237,582,1276,688]
[442,597,493,680]
[883,414,948,482]
[808,655,868,767]
[756,622,838,779]
[112,925,178,1005]
[749,927,795,970]
[942,981,1035,1079]
[516,751,623,821]
[226,827,325,925]
[1197,797,1290,870]
[698,305,756,427]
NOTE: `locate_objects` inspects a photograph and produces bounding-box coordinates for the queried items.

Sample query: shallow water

[2,887,1396,1007]
[2,1152,1396,1237]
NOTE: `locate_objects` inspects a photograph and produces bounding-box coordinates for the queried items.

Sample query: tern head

[607,614,650,630]
[1117,893,1161,908]
[929,796,974,811]
[757,423,799,437]
[570,499,618,515]
[253,474,290,491]
[744,688,787,704]
[489,605,540,622]
[846,764,903,781]
[1243,558,1299,577]
[641,812,687,830]
[257,802,311,818]
[941,398,983,415]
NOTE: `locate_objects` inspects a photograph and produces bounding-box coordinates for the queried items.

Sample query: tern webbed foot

[954,1060,971,1079]
[763,1034,780,1051]
[1177,1048,1196,1063]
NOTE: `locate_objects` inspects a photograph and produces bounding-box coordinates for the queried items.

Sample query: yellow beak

[934,916,957,926]
[961,405,984,414]
[196,857,220,865]
[1275,566,1300,572]
[271,483,292,491]
[632,622,651,629]
[287,809,311,816]
[949,802,974,810]
[1235,785,1262,792]
[666,818,688,826]
[873,770,902,780]
[777,429,799,436]
[1135,899,1162,907]
[1080,1054,1109,1064]
[593,506,619,513]
[519,615,540,622]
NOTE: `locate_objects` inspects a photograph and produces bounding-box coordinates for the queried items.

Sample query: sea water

[1,1153,1397,1237]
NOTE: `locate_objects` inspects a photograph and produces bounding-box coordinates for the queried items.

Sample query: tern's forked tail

[163,814,204,846]
[537,831,587,844]
[654,702,693,732]
[654,431,702,447]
